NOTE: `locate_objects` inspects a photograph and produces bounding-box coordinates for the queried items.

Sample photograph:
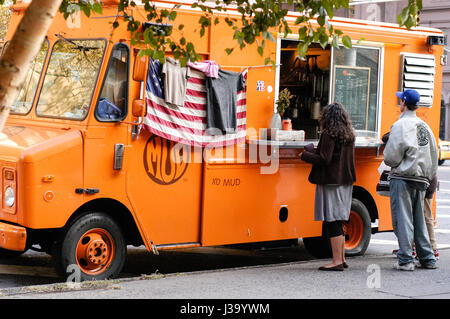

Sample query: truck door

[125,53,203,248]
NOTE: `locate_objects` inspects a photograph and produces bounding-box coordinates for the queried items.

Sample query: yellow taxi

[439,139,450,165]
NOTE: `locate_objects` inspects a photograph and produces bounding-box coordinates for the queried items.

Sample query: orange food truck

[0,0,445,280]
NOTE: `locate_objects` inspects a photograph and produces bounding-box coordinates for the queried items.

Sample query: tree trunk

[0,0,62,132]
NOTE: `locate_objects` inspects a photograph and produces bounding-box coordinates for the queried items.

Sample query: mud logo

[143,135,188,185]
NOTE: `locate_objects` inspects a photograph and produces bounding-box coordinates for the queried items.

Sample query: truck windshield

[36,39,106,120]
[11,40,49,114]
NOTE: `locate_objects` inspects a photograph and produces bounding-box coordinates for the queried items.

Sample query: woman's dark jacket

[301,131,356,185]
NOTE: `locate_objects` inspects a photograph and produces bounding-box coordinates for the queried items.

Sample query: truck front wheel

[54,212,127,281]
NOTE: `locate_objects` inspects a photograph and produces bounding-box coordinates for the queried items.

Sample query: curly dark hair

[318,102,355,144]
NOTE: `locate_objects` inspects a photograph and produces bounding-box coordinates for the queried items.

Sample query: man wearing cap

[383,89,438,271]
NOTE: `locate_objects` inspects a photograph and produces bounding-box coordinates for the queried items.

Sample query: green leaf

[267,31,276,42]
[319,32,328,48]
[257,46,263,56]
[92,3,102,14]
[317,15,325,26]
[417,0,423,10]
[169,11,177,21]
[298,26,307,41]
[332,34,339,48]
[297,42,308,58]
[81,5,91,17]
[322,0,334,18]
[180,57,188,67]
[342,35,352,48]
[154,50,165,61]
[398,7,409,26]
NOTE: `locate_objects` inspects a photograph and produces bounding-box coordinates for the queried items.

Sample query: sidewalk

[1,248,449,299]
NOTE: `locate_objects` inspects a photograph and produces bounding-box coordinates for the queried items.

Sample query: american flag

[143,59,247,147]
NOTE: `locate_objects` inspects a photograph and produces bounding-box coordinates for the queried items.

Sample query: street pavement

[1,246,449,300]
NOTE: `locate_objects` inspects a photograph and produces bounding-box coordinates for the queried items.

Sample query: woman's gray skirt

[314,184,353,222]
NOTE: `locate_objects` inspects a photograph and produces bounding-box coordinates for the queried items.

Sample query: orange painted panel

[125,130,203,246]
[201,160,322,246]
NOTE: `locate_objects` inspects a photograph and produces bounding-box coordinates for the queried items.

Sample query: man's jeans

[390,178,436,266]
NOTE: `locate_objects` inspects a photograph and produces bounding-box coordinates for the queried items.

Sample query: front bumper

[0,221,26,251]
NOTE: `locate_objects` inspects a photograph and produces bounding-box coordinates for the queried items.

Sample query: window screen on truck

[36,39,106,120]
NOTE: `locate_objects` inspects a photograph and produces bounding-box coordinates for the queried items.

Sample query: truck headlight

[4,186,15,207]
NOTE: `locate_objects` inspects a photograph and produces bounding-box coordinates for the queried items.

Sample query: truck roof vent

[399,53,436,107]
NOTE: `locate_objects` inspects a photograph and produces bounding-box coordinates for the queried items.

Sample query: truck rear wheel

[54,212,127,281]
[303,198,372,258]
[343,199,371,256]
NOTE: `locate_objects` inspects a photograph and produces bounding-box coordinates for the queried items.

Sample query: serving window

[331,45,381,136]
[277,39,382,140]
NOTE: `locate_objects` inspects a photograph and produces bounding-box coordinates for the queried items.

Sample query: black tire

[53,212,127,281]
[344,199,371,256]
[438,159,445,166]
[303,198,372,258]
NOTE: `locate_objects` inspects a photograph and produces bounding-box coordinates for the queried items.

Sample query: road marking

[369,239,450,249]
[370,239,398,246]
[0,265,58,278]
[435,228,450,234]
[437,214,450,218]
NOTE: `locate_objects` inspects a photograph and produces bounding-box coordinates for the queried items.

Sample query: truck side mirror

[132,99,146,117]
[133,53,147,82]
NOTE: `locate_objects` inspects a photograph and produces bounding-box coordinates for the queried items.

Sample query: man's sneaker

[416,262,437,269]
[393,262,415,271]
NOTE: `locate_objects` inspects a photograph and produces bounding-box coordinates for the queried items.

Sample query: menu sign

[332,65,371,130]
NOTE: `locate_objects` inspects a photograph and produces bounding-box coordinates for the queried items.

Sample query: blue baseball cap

[396,89,420,105]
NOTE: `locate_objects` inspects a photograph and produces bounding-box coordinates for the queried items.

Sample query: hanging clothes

[161,57,191,108]
[187,60,220,78]
[143,58,248,147]
[146,58,164,98]
[205,69,245,135]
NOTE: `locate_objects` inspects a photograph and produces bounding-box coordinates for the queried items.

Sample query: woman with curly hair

[300,103,356,271]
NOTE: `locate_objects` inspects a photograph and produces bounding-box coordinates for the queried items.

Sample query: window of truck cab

[276,38,382,139]
[7,39,49,115]
[94,43,129,122]
[35,38,106,120]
